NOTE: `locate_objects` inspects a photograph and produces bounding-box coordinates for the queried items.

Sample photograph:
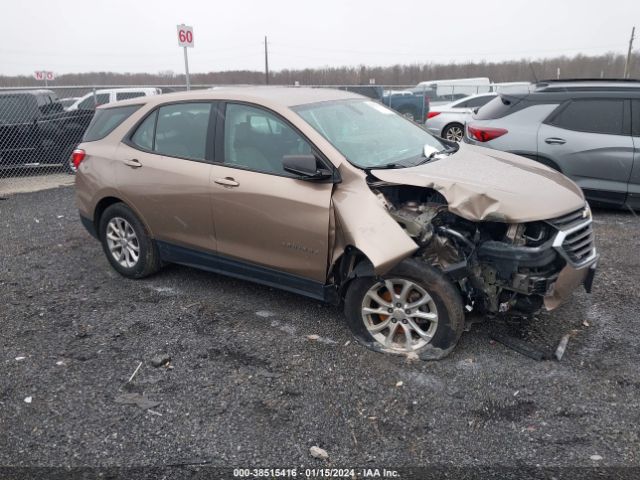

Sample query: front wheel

[344,259,465,360]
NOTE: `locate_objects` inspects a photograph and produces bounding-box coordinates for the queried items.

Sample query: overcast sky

[1,0,638,76]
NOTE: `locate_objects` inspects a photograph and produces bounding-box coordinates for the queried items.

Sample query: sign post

[177,24,194,91]
[34,71,55,87]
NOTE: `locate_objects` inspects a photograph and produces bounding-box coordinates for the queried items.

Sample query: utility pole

[624,26,635,79]
[264,35,270,85]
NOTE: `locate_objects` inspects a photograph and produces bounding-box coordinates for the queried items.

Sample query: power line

[624,26,636,78]
[269,42,627,59]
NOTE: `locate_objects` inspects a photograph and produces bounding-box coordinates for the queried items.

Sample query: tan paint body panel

[113,143,216,252]
[208,165,333,282]
[330,165,418,275]
[372,143,586,223]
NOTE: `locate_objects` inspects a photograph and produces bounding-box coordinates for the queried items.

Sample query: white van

[414,78,491,104]
[68,88,161,111]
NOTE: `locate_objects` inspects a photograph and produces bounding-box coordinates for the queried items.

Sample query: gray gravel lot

[1,186,639,470]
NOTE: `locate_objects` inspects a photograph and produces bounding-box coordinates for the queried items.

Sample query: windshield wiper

[416,143,459,165]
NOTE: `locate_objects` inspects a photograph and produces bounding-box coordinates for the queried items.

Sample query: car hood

[371,143,585,223]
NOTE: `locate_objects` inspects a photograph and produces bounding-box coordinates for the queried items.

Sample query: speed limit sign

[177,24,194,48]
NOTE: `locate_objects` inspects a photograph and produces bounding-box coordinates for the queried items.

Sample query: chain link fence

[0,81,508,189]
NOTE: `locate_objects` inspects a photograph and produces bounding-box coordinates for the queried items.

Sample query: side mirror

[282,154,333,181]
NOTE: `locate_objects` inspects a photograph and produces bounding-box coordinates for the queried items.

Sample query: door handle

[545,137,566,145]
[124,158,142,168]
[214,177,240,187]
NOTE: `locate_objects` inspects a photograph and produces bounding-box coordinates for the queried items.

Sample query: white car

[425,93,497,142]
[68,88,161,111]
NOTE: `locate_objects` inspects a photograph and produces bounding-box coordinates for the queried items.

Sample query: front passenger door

[209,103,334,283]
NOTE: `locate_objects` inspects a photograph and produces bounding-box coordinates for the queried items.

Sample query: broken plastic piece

[490,332,551,361]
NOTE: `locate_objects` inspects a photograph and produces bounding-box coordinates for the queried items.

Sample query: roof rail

[537,78,640,84]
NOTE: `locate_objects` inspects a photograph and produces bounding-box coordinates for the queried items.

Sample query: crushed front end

[372,183,598,317]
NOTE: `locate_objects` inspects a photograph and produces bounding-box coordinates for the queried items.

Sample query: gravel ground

[0,171,74,197]
[1,186,639,472]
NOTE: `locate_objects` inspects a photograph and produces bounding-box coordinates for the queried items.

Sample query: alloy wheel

[445,125,464,142]
[361,278,439,353]
[106,217,140,268]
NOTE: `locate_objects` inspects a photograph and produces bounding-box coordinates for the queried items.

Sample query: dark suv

[465,79,640,210]
[0,90,94,171]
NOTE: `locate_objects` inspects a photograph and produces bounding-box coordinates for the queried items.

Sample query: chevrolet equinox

[74,88,598,359]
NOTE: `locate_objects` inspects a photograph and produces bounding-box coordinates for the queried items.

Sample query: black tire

[398,108,416,121]
[442,123,465,142]
[98,202,161,279]
[344,259,465,360]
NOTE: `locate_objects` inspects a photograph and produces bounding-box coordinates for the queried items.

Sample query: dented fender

[331,166,418,275]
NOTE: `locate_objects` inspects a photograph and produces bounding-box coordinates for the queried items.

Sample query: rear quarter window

[83,105,141,142]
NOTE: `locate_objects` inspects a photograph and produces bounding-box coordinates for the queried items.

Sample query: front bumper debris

[544,259,598,311]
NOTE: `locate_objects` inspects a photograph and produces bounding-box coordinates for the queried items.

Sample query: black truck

[339,86,431,123]
[0,90,94,172]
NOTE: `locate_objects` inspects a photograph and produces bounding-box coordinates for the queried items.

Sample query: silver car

[464,80,640,210]
[425,93,497,141]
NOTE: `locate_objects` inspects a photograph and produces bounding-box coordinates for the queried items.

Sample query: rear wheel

[398,108,416,121]
[98,203,161,279]
[344,259,465,360]
[442,123,464,142]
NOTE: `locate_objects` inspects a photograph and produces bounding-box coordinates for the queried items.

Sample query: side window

[223,103,313,175]
[453,100,469,108]
[550,99,625,135]
[131,111,157,150]
[117,91,145,101]
[154,103,212,160]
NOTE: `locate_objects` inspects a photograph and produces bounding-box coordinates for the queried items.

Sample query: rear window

[83,105,141,142]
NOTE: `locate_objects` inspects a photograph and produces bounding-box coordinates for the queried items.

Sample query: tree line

[1,52,637,87]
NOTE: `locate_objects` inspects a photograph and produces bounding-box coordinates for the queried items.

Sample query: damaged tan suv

[74,88,597,359]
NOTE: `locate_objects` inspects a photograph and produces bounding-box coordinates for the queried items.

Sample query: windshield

[293,99,446,168]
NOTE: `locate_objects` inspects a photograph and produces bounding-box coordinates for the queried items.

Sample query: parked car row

[0,88,161,171]
[0,90,94,171]
[463,79,640,211]
[426,93,498,141]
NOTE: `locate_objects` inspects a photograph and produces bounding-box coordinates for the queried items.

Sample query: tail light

[467,125,508,142]
[70,148,86,171]
[427,111,441,119]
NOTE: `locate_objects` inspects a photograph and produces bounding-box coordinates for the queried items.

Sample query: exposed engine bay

[370,181,596,316]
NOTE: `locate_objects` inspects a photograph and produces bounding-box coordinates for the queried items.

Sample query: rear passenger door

[115,101,217,252]
[629,99,640,209]
[538,98,633,206]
